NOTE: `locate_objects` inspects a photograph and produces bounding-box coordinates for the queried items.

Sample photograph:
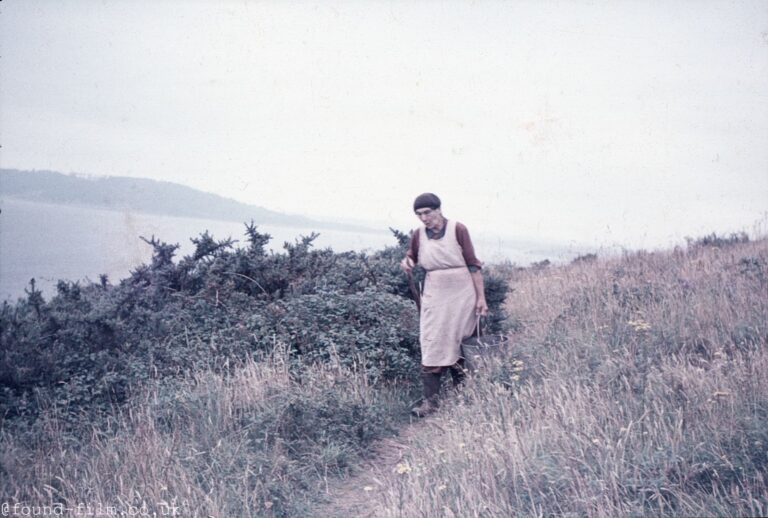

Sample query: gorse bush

[0,223,508,431]
[686,231,749,249]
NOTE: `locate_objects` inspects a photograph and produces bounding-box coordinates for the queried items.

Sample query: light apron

[417,220,477,366]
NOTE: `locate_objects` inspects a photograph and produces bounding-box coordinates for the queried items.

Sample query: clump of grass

[365,237,768,517]
[0,346,412,517]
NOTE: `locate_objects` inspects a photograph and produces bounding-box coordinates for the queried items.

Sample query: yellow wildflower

[627,318,651,332]
[395,462,412,474]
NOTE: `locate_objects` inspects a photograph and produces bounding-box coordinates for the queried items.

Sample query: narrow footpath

[311,418,439,517]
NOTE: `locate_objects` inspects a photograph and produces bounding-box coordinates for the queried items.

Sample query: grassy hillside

[366,235,768,516]
[1,233,765,516]
[0,223,506,515]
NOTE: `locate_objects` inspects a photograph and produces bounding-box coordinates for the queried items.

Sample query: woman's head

[413,193,444,230]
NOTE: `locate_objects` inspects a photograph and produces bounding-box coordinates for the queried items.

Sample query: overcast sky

[2,1,767,251]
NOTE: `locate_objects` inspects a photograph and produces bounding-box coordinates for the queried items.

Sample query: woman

[400,192,488,417]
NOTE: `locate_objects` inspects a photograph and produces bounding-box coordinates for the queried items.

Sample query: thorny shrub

[0,223,508,433]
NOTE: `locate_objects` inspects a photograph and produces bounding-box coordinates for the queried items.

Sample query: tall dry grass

[2,238,765,517]
[368,238,768,516]
[1,347,411,516]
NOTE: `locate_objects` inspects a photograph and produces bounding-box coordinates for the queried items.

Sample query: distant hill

[0,168,376,232]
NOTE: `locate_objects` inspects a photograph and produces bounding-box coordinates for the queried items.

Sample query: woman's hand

[475,297,489,316]
[470,270,488,315]
[400,256,415,274]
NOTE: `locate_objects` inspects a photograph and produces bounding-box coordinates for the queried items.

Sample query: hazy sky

[2,1,767,250]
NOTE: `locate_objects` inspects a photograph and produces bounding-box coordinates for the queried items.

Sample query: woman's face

[415,207,444,231]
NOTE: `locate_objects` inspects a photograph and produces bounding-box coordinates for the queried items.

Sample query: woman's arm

[470,270,489,315]
[400,230,419,274]
[455,222,488,315]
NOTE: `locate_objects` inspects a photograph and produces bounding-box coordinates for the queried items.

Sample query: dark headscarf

[413,193,441,211]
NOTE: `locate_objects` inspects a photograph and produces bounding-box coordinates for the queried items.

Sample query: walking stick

[406,270,421,312]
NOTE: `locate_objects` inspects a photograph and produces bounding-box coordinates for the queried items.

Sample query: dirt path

[312,417,440,517]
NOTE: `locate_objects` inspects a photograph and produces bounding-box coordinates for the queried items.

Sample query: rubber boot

[449,359,466,388]
[411,371,442,417]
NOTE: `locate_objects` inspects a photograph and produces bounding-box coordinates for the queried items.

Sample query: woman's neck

[427,217,446,232]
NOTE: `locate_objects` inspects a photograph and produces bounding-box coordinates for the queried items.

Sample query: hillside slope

[1,234,765,516]
[0,168,372,232]
[357,236,768,516]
